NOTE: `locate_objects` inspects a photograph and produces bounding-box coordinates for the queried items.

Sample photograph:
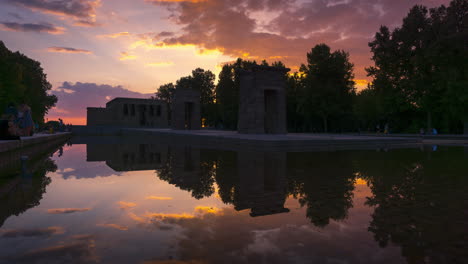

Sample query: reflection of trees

[287,152,356,227]
[0,148,59,228]
[357,147,468,263]
[211,150,237,204]
[156,147,216,199]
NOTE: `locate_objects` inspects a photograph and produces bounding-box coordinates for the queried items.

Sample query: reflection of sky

[0,145,404,264]
[51,144,122,179]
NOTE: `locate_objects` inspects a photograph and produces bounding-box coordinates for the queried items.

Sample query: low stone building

[238,65,290,134]
[87,97,168,127]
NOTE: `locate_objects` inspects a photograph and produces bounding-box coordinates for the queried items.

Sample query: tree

[0,41,57,123]
[367,0,468,133]
[299,44,355,132]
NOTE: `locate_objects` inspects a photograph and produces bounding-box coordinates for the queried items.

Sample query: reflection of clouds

[47,208,91,214]
[117,201,137,210]
[246,228,280,254]
[1,226,64,238]
[145,196,173,200]
[8,234,98,264]
[133,205,402,264]
[96,223,129,231]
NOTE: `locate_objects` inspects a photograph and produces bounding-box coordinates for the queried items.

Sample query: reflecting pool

[0,139,467,264]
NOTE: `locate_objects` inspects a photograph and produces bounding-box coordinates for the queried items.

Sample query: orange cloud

[128,212,147,223]
[98,32,131,38]
[144,213,195,220]
[47,208,91,214]
[119,51,137,61]
[117,201,137,209]
[97,223,129,231]
[194,206,220,214]
[47,47,92,54]
[145,196,173,200]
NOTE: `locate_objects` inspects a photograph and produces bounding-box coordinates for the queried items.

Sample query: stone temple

[87,98,168,127]
[171,89,201,130]
[238,65,290,134]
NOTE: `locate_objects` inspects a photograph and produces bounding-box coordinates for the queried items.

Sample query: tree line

[156,0,467,134]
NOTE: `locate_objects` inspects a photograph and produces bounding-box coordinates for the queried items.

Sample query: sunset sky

[0,0,450,124]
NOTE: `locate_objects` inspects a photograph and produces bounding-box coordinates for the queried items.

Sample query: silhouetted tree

[0,41,57,123]
[287,152,356,227]
[366,0,468,133]
[356,147,468,263]
[299,44,356,132]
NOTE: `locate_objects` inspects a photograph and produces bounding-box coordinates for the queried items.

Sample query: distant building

[87,97,168,127]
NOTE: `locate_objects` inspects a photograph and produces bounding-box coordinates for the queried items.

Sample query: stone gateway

[171,89,201,130]
[238,65,290,134]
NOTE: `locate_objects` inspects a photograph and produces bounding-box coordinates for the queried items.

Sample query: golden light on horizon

[146,61,174,67]
[145,196,173,200]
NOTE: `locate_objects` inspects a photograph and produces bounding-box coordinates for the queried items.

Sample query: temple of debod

[82,65,423,150]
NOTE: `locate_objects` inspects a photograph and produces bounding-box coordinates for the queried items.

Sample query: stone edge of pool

[72,126,455,152]
[0,132,72,154]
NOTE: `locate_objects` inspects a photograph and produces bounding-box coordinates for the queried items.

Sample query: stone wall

[238,65,289,134]
[87,98,168,128]
[87,107,110,126]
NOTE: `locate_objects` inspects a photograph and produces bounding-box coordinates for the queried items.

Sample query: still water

[0,139,467,264]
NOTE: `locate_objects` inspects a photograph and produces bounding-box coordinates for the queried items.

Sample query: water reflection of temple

[86,143,168,171]
[155,146,290,217]
[235,151,289,217]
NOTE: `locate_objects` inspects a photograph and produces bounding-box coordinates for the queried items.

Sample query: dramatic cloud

[0,22,65,34]
[47,208,91,214]
[48,82,152,124]
[6,0,101,27]
[47,46,92,54]
[1,226,64,238]
[131,205,403,264]
[147,0,451,79]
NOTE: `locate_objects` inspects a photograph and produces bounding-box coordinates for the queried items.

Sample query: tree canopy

[364,0,468,133]
[0,41,57,123]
